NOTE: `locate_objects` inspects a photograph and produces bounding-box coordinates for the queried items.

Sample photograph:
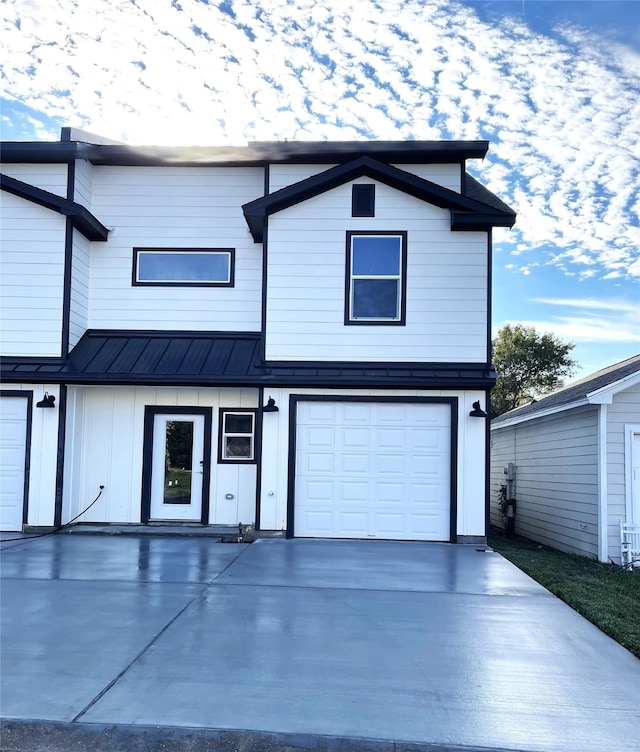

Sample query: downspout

[597,404,608,562]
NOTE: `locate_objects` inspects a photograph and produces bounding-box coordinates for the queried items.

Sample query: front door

[149,413,207,522]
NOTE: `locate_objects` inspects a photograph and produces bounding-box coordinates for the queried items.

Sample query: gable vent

[352,184,375,217]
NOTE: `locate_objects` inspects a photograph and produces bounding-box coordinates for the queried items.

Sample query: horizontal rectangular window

[345,232,407,325]
[133,248,234,287]
[218,409,257,463]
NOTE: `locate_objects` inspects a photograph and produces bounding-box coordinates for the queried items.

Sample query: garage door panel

[376,483,405,503]
[295,401,451,541]
[340,427,371,449]
[341,453,369,474]
[340,481,369,502]
[342,404,371,423]
[377,454,405,475]
[302,511,334,534]
[376,428,405,448]
[339,512,369,534]
[374,513,405,535]
[0,397,28,532]
[304,452,335,474]
[305,426,336,448]
[412,427,447,450]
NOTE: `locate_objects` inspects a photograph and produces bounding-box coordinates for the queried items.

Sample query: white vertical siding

[88,166,263,331]
[63,386,258,526]
[606,383,640,561]
[490,406,600,557]
[392,163,461,192]
[73,159,93,208]
[0,193,65,356]
[265,181,488,362]
[1,164,68,196]
[258,387,486,537]
[69,229,90,348]
[268,164,337,192]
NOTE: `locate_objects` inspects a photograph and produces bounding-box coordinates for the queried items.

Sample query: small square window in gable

[352,184,375,217]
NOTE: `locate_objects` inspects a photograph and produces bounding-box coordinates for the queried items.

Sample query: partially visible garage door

[0,396,29,531]
[294,400,452,540]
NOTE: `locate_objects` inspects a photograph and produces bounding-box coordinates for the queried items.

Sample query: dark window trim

[132,248,235,287]
[352,183,375,217]
[217,408,258,464]
[141,406,212,524]
[286,395,458,541]
[344,231,407,326]
[0,390,33,528]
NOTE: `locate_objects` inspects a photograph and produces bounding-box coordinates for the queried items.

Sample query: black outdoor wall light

[36,392,56,408]
[262,397,279,413]
[469,400,488,418]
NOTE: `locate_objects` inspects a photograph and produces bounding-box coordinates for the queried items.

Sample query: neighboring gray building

[490,355,640,564]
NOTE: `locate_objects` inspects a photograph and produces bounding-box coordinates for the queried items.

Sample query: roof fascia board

[451,211,516,230]
[491,397,590,429]
[0,371,496,389]
[0,173,109,241]
[1,139,489,167]
[242,157,514,242]
[586,369,640,404]
[0,141,90,163]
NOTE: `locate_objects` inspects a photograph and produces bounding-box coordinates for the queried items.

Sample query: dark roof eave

[0,173,109,241]
[243,156,515,242]
[0,372,496,389]
[451,211,516,230]
[1,139,489,167]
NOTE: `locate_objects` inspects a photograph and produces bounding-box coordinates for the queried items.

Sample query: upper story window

[133,248,234,287]
[345,231,407,325]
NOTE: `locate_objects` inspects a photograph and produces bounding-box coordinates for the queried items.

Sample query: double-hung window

[218,410,257,463]
[345,231,407,325]
[133,248,234,287]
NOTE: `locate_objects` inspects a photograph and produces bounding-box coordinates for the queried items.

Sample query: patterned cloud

[2,0,639,283]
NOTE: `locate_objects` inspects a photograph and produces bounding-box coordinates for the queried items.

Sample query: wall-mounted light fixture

[262,396,279,413]
[469,400,487,418]
[36,392,56,409]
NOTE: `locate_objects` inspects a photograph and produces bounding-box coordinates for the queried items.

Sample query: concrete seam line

[69,583,210,724]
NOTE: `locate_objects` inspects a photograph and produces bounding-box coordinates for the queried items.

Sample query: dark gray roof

[464,174,516,215]
[492,353,640,425]
[1,331,496,389]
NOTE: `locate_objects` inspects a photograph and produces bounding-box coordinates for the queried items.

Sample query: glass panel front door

[150,414,205,521]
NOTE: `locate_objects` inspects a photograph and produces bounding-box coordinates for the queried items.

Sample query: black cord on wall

[0,486,104,544]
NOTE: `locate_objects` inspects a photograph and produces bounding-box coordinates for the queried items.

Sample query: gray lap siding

[491,406,599,557]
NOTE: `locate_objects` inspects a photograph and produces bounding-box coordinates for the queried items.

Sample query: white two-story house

[0,129,515,541]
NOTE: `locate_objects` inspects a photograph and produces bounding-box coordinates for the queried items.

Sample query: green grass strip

[489,533,640,659]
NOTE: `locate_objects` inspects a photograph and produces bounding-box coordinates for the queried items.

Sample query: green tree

[491,324,577,417]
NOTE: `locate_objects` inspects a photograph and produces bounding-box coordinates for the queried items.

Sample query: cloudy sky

[2,0,639,379]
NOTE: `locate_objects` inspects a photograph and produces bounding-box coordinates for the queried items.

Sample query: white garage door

[0,396,28,531]
[294,400,451,540]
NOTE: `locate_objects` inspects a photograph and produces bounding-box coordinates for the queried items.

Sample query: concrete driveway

[1,535,639,752]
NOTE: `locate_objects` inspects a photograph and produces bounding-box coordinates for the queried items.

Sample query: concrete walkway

[1,535,638,752]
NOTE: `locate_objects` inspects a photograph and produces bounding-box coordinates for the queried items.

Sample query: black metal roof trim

[242,157,516,242]
[0,331,496,388]
[492,353,640,425]
[1,138,489,167]
[0,173,109,241]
